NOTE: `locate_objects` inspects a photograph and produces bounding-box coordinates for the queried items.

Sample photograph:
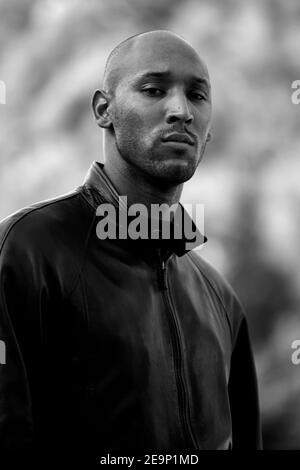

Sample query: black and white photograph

[0,0,300,459]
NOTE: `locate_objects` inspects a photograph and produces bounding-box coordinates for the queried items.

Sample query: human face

[108,34,212,185]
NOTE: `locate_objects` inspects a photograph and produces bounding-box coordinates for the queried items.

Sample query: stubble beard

[115,131,208,186]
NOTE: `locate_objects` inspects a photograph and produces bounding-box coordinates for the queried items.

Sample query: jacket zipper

[158,254,198,450]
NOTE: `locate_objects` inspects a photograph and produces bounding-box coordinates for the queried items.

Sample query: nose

[166,89,194,125]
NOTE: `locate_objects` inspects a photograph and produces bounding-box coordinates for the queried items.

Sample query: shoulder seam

[187,252,234,344]
[0,190,81,255]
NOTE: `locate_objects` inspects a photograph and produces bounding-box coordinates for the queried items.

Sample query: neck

[102,143,183,213]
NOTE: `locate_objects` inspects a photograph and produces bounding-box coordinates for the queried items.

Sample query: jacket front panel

[69,237,186,451]
[56,220,233,451]
[166,253,233,449]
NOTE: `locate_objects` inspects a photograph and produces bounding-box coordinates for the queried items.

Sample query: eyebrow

[133,71,211,89]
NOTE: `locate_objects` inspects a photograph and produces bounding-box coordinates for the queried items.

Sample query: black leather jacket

[0,161,262,454]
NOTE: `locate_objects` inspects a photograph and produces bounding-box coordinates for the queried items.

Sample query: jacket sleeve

[228,314,263,449]
[0,224,36,451]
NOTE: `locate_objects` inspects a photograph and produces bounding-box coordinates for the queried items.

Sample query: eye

[141,87,164,97]
[189,91,207,101]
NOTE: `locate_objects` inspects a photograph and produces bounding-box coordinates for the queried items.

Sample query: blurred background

[1,0,300,449]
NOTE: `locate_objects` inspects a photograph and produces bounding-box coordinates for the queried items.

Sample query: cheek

[111,100,142,130]
[111,98,159,134]
[199,104,212,129]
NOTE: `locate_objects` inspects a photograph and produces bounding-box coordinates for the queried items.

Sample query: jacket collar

[82,161,207,257]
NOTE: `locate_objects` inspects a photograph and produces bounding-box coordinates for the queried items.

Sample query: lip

[162,132,195,146]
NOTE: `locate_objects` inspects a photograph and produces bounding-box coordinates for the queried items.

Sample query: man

[0,30,262,455]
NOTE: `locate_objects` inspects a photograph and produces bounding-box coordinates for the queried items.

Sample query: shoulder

[187,250,245,345]
[0,188,94,259]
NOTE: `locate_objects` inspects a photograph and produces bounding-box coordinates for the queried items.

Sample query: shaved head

[102,30,208,94]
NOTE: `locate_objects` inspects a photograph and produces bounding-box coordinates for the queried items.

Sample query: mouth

[162,132,195,146]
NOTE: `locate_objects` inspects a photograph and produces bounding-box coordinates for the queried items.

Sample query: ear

[206,130,212,142]
[92,89,112,128]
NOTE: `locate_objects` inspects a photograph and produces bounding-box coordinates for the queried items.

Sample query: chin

[153,161,196,185]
